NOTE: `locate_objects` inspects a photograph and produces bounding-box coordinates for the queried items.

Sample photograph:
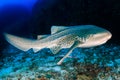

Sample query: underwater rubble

[0,43,120,80]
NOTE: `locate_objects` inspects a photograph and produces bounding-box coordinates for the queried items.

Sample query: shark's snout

[100,31,112,44]
[107,32,112,40]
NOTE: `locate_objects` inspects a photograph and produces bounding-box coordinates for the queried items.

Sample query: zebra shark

[4,25,112,65]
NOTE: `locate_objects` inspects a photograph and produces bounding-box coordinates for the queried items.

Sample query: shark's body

[4,25,112,65]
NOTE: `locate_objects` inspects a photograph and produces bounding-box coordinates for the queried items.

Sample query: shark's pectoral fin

[50,46,61,54]
[57,40,82,65]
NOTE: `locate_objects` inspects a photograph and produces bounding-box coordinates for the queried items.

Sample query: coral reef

[0,43,120,80]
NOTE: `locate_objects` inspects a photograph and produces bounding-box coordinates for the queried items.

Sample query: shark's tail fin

[4,33,39,52]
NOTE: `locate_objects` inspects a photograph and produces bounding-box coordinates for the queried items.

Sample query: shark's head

[91,30,112,45]
[77,25,112,47]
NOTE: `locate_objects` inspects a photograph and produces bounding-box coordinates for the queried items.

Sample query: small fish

[4,25,112,65]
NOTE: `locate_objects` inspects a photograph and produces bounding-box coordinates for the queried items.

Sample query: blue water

[0,0,38,12]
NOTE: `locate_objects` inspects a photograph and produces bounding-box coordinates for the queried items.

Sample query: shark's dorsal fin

[37,35,49,39]
[50,46,61,54]
[51,26,69,34]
